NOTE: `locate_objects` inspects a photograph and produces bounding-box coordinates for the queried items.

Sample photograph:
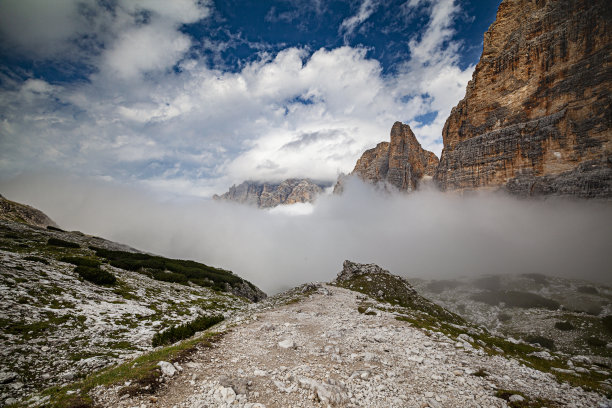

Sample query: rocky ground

[0,220,260,406]
[89,263,611,408]
[413,274,612,360]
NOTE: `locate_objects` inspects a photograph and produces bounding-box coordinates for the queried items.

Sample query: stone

[0,372,17,384]
[509,394,525,403]
[278,339,295,349]
[434,0,611,198]
[334,122,439,193]
[157,361,177,377]
[213,179,330,208]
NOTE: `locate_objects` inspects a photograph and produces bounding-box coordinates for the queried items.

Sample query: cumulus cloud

[1,174,611,295]
[0,0,475,197]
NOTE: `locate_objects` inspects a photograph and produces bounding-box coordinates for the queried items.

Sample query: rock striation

[214,178,330,208]
[0,194,58,228]
[434,0,611,197]
[334,122,439,193]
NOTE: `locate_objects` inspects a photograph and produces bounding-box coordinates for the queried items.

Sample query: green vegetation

[603,315,612,334]
[75,265,116,286]
[494,389,554,408]
[577,285,598,294]
[521,273,548,285]
[152,314,224,347]
[524,335,555,350]
[471,290,560,310]
[90,246,245,292]
[40,331,223,407]
[60,256,101,268]
[23,255,49,265]
[425,279,460,293]
[554,321,574,331]
[47,238,80,248]
[586,336,607,348]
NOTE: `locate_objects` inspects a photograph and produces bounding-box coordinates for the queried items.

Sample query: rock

[0,195,59,228]
[528,351,554,360]
[334,122,438,193]
[157,361,177,377]
[296,376,348,405]
[434,0,611,198]
[0,372,17,384]
[509,394,525,403]
[213,179,330,208]
[278,339,295,349]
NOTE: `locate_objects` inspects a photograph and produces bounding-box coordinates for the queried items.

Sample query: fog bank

[2,173,611,294]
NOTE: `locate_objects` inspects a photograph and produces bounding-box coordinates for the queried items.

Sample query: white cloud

[0,0,475,197]
[339,0,380,40]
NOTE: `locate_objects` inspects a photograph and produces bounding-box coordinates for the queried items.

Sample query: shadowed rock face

[335,122,439,193]
[213,178,329,208]
[434,0,611,197]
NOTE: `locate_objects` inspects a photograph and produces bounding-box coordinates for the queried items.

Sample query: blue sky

[0,0,500,197]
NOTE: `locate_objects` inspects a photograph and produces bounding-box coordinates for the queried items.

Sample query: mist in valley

[1,173,611,294]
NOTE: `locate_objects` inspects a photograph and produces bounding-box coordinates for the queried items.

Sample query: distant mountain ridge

[214,178,331,208]
[0,193,58,228]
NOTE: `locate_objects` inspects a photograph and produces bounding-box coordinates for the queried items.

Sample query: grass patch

[47,238,80,248]
[524,335,555,350]
[75,265,116,286]
[471,290,560,310]
[40,331,224,407]
[23,255,49,264]
[603,315,612,334]
[586,336,607,348]
[152,314,224,347]
[554,321,574,331]
[494,389,554,407]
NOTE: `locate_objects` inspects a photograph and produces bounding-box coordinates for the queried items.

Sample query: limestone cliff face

[214,179,329,208]
[335,122,439,193]
[0,194,58,228]
[435,0,611,197]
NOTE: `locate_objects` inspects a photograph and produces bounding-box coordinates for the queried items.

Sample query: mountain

[340,0,611,198]
[53,261,609,407]
[0,194,59,228]
[434,0,611,197]
[214,178,331,208]
[0,197,265,405]
[334,122,439,193]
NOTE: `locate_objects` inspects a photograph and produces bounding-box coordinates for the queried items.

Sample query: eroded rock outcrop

[0,194,58,228]
[434,0,611,197]
[334,122,439,193]
[214,179,330,208]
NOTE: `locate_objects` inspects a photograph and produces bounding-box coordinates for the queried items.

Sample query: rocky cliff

[434,0,611,197]
[0,193,58,228]
[214,178,330,208]
[334,122,439,193]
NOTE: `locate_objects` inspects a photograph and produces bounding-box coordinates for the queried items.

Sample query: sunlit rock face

[213,178,329,208]
[334,122,439,193]
[434,0,611,198]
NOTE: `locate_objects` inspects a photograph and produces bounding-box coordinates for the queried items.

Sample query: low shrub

[24,255,49,265]
[48,238,80,248]
[152,315,224,347]
[602,315,612,334]
[577,285,598,295]
[524,335,555,350]
[471,290,560,310]
[554,321,574,331]
[60,256,101,268]
[586,336,607,348]
[75,265,116,286]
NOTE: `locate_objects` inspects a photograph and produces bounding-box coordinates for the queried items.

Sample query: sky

[0,0,501,198]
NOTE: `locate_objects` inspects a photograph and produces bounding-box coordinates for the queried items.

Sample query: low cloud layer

[2,174,611,294]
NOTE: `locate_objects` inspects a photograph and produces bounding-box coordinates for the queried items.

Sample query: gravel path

[95,285,610,408]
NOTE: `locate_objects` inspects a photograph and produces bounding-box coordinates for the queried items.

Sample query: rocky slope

[35,261,612,408]
[0,194,58,228]
[334,122,438,193]
[0,203,265,406]
[214,179,331,208]
[434,0,611,197]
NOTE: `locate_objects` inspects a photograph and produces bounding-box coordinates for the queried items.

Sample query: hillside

[213,179,331,208]
[38,261,611,408]
[0,201,265,406]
